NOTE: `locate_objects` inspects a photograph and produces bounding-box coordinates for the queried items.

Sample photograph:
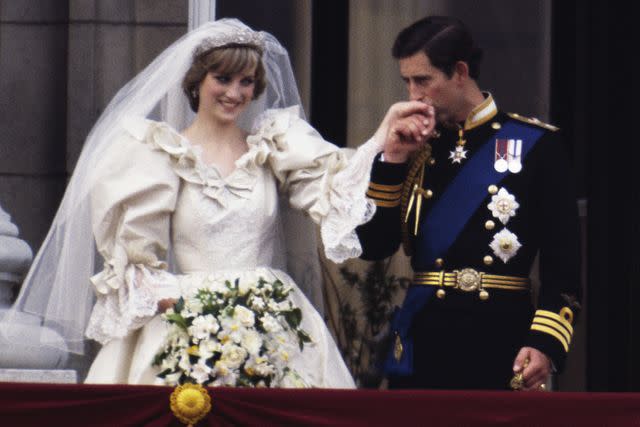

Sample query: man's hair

[392,16,483,80]
[182,45,266,112]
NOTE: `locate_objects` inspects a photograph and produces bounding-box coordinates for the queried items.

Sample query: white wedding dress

[84,106,378,387]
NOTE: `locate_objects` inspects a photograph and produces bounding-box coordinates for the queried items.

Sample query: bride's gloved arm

[86,119,182,345]
[248,107,386,264]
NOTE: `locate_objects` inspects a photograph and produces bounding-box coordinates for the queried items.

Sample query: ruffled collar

[120,106,302,208]
[122,117,256,207]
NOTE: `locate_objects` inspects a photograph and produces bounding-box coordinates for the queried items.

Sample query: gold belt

[414,269,530,300]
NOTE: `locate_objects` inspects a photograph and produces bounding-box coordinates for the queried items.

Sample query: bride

[4,19,429,387]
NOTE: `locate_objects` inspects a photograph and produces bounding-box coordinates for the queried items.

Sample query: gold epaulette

[508,112,559,131]
[400,144,432,256]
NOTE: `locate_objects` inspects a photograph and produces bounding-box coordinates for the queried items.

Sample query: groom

[363,15,581,391]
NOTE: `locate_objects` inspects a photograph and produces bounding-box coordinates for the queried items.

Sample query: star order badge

[487,187,519,225]
[449,145,468,164]
[489,228,522,263]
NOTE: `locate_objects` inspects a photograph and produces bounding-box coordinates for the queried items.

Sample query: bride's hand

[373,101,435,163]
[158,298,178,313]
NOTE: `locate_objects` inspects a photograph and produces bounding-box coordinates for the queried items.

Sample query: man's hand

[373,101,436,163]
[512,346,552,391]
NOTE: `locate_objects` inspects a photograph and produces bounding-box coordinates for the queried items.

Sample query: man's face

[399,51,461,125]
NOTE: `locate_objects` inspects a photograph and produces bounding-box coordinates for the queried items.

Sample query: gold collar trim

[464,93,497,131]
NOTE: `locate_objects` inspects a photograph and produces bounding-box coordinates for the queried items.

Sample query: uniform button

[491,122,502,130]
[428,158,436,166]
[425,189,433,199]
[488,185,498,195]
[435,258,444,268]
[485,220,495,230]
[436,289,446,299]
[483,255,494,266]
[479,290,490,301]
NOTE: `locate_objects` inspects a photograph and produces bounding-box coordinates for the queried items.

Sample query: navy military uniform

[357,95,581,390]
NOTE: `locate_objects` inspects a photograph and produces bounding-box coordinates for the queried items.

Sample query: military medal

[508,139,523,173]
[494,139,508,172]
[449,146,468,163]
[449,128,468,164]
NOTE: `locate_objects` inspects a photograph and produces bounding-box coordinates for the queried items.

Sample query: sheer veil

[0,18,323,359]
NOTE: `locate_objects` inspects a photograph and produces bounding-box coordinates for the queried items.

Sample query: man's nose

[408,83,423,101]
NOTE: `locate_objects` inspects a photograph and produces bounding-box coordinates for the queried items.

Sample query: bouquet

[153,275,312,387]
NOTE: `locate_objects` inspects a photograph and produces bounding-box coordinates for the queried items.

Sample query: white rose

[249,296,266,311]
[185,298,204,314]
[221,343,248,369]
[238,280,253,296]
[233,305,255,327]
[260,314,283,333]
[188,314,220,341]
[254,362,275,377]
[241,330,263,355]
[190,360,212,384]
[198,339,221,360]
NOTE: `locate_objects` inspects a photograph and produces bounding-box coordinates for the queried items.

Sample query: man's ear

[453,61,470,83]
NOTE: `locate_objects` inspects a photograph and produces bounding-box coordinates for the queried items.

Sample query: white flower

[198,339,222,360]
[241,329,263,355]
[260,314,283,333]
[249,296,266,310]
[185,298,204,314]
[178,351,191,371]
[188,314,220,341]
[489,228,522,263]
[160,352,179,372]
[487,187,519,225]
[255,362,275,377]
[280,371,309,388]
[213,360,238,386]
[167,328,189,348]
[162,372,182,386]
[238,280,254,296]
[191,360,212,384]
[221,343,248,369]
[233,305,255,327]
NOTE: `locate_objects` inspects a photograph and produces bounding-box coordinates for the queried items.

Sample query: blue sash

[384,120,544,376]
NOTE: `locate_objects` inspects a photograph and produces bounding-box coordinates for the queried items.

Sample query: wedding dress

[84,106,381,387]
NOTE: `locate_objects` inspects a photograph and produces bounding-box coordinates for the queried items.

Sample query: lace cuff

[86,264,179,345]
[321,137,381,263]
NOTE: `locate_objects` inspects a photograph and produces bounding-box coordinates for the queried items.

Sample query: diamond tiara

[194,28,265,57]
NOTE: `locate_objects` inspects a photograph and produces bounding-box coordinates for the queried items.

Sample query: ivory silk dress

[84,107,378,387]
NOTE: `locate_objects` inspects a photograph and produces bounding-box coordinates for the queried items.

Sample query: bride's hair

[182,45,267,112]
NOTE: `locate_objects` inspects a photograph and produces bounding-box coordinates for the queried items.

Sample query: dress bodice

[172,164,280,273]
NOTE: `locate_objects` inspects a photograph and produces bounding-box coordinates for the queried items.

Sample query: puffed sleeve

[85,118,182,345]
[244,107,382,263]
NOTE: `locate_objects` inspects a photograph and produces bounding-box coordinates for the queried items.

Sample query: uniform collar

[463,92,497,131]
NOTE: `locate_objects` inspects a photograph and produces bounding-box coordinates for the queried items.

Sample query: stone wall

[0,0,188,258]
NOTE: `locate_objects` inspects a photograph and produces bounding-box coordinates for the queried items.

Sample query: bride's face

[198,66,257,124]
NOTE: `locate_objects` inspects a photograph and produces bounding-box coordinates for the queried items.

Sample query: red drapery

[0,383,639,426]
